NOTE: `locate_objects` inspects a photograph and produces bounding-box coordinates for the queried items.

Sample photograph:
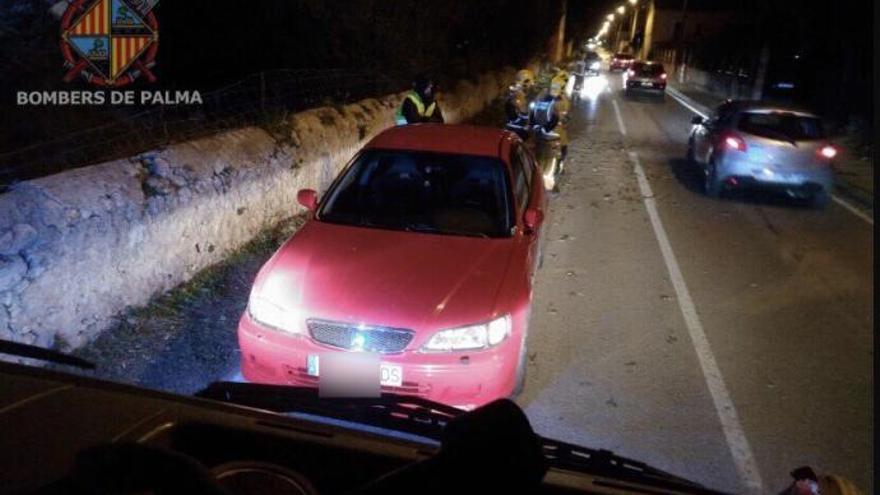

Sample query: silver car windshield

[737,112,824,141]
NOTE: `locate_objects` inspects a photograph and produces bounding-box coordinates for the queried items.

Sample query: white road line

[832,196,874,225]
[611,98,627,136]
[629,150,764,493]
[666,86,709,119]
[667,86,874,225]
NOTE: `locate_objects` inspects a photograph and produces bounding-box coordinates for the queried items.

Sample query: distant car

[583,51,601,75]
[623,61,667,96]
[609,53,634,71]
[687,100,837,208]
[238,124,548,409]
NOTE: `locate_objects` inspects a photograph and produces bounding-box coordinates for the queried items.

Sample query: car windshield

[634,63,665,76]
[737,112,825,141]
[585,51,599,60]
[318,150,513,238]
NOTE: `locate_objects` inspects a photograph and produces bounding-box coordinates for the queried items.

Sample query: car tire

[705,158,723,198]
[811,189,830,209]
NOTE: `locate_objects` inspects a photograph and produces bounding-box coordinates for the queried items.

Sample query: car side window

[510,147,529,212]
[516,147,534,191]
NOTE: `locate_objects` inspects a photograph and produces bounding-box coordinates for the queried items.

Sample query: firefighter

[395,74,444,125]
[505,69,535,126]
[529,79,570,163]
[778,467,862,495]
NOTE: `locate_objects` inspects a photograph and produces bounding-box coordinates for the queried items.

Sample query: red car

[609,52,635,71]
[238,124,548,409]
[624,61,668,96]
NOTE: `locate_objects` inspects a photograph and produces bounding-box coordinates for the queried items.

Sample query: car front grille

[306,319,414,354]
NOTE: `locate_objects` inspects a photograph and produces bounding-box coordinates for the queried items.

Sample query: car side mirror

[691,116,704,125]
[523,208,543,232]
[297,189,318,211]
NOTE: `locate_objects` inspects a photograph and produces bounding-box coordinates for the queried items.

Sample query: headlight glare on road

[422,314,511,352]
[248,293,300,334]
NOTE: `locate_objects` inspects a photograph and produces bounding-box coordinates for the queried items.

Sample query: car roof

[725,100,819,117]
[365,124,513,159]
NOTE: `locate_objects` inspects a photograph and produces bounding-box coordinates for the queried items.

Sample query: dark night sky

[0,0,872,164]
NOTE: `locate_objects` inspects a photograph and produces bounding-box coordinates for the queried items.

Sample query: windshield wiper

[0,339,95,370]
[404,223,490,239]
[196,382,462,440]
[542,438,728,494]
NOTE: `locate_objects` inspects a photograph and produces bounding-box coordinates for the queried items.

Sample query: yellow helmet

[515,69,535,87]
[551,73,568,90]
[818,475,863,495]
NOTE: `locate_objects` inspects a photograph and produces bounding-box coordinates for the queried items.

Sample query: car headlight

[422,314,511,352]
[590,61,600,70]
[248,292,301,334]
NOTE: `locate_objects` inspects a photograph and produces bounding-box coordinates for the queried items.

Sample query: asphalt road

[516,73,873,494]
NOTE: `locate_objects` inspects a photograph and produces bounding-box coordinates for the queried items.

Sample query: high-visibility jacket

[530,95,569,146]
[395,90,438,125]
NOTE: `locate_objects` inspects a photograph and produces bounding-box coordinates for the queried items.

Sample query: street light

[606,13,614,21]
[617,5,625,14]
[628,0,637,5]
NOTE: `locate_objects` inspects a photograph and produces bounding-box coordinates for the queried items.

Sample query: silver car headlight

[422,314,511,352]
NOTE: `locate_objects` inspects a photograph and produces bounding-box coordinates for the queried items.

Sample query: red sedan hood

[262,221,517,334]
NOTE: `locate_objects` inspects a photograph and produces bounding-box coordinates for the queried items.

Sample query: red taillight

[818,145,837,159]
[722,133,747,152]
[660,73,667,80]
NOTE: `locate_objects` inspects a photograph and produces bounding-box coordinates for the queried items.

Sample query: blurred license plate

[307,354,402,387]
[641,81,653,87]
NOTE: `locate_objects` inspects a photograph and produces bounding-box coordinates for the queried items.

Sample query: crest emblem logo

[60,0,159,87]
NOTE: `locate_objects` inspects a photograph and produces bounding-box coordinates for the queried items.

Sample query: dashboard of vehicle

[0,362,717,494]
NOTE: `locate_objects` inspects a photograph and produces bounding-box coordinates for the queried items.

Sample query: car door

[512,145,545,280]
[692,117,711,164]
[695,102,734,163]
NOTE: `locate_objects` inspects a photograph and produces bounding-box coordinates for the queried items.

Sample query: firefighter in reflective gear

[551,67,570,92]
[505,69,535,125]
[529,79,570,163]
[778,467,863,495]
[395,74,444,125]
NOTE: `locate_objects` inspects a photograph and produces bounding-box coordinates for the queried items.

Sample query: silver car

[687,100,837,208]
